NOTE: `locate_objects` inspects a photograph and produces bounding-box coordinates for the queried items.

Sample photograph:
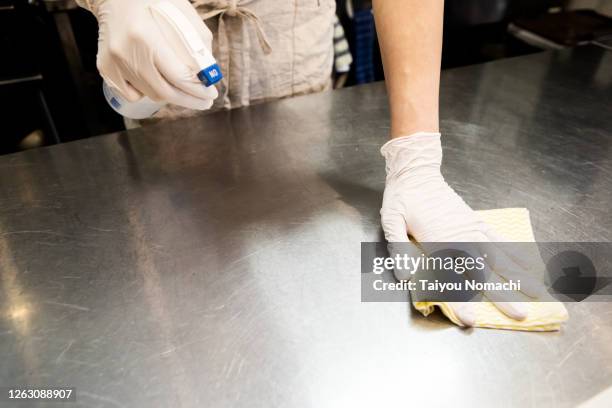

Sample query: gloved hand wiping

[79,0,218,110]
[380,132,545,327]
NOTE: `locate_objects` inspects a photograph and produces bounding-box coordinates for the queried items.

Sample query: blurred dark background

[1,0,611,155]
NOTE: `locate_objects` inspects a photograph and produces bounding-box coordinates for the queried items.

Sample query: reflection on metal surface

[0,46,611,407]
[0,229,32,336]
[0,222,41,387]
[8,305,31,322]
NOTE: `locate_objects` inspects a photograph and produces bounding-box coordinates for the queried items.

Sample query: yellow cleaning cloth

[413,208,569,331]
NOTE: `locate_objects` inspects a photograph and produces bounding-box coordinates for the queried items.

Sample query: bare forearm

[373,0,444,137]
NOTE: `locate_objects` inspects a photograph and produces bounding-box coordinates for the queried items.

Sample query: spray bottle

[103,1,222,119]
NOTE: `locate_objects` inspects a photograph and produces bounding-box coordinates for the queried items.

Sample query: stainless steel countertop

[1,46,611,408]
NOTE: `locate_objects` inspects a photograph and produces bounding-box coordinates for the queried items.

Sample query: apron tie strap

[195,0,272,54]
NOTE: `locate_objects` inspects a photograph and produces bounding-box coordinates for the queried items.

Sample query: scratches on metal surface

[79,391,127,408]
[557,334,587,368]
[43,301,91,312]
[55,340,75,364]
[0,230,66,237]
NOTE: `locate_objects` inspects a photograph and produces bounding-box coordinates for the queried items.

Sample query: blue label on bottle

[110,97,121,109]
[197,64,223,87]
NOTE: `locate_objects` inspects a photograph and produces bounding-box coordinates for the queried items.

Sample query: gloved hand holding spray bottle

[96,0,222,119]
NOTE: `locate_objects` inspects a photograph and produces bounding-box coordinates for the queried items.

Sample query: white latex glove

[380,132,543,326]
[84,0,218,109]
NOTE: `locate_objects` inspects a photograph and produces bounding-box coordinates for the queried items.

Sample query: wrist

[390,116,439,139]
[390,124,439,139]
[387,95,439,138]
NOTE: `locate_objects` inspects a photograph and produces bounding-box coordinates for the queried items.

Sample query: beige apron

[152,0,336,121]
